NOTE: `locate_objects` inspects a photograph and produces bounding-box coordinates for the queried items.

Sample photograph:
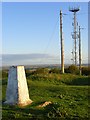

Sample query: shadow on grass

[62,77,89,86]
[2,104,47,119]
[2,103,67,119]
[3,102,88,120]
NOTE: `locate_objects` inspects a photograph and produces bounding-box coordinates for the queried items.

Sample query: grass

[1,70,90,119]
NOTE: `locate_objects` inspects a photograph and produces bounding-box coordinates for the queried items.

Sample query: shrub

[2,70,8,79]
[64,67,69,73]
[66,65,79,75]
[49,68,60,74]
[35,68,49,74]
[25,69,31,77]
[82,66,90,76]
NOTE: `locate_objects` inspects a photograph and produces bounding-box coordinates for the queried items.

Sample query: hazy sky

[1,2,88,66]
[1,0,89,2]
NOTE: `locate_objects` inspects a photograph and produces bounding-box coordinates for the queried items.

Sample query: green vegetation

[65,65,90,76]
[82,66,90,76]
[65,64,79,75]
[1,67,90,119]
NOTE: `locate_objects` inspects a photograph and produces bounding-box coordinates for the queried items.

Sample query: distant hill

[1,63,88,70]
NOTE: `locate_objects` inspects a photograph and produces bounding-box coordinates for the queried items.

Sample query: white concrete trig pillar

[4,66,32,106]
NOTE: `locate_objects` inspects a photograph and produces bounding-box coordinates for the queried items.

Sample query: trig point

[4,66,32,106]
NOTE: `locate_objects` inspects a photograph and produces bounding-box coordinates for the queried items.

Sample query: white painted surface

[4,66,32,106]
[17,66,32,106]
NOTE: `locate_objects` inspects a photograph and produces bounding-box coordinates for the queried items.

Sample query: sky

[1,0,89,2]
[1,2,88,66]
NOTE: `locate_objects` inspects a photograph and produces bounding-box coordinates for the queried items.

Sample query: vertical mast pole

[60,10,64,74]
[79,26,82,75]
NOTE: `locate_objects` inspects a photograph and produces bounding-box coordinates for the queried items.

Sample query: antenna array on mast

[69,7,80,65]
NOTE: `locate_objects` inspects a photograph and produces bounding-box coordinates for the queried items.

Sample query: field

[1,68,90,119]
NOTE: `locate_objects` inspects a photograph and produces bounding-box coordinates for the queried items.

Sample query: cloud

[1,53,88,67]
[2,53,60,66]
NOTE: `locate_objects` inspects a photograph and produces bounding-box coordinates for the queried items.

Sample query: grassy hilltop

[1,66,90,119]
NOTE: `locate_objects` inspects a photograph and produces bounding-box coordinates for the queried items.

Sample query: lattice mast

[69,7,80,65]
